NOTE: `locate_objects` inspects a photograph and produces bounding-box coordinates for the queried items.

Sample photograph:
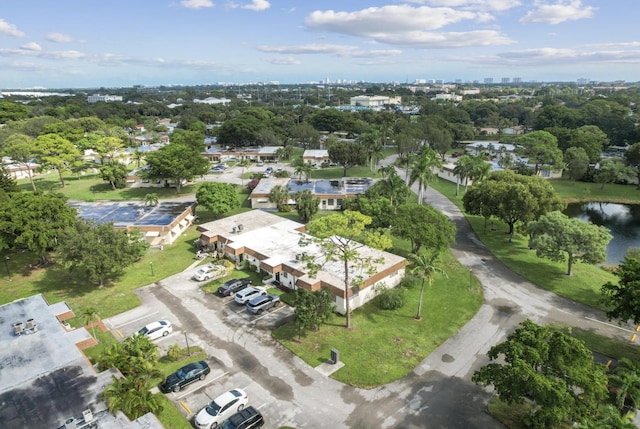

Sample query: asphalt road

[103,156,636,428]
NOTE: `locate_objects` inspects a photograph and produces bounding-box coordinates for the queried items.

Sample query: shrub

[167,344,183,361]
[376,287,406,310]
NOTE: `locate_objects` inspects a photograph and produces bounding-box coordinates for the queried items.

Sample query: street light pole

[184,332,191,356]
[4,256,10,281]
[149,261,154,276]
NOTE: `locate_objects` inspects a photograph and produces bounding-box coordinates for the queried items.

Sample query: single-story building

[197,210,406,314]
[302,149,330,166]
[249,177,375,211]
[202,146,281,164]
[68,201,196,246]
[0,294,164,429]
[2,157,39,180]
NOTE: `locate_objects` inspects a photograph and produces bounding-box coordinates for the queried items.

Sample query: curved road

[111,158,634,428]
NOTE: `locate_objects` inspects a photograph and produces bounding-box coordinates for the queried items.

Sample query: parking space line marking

[249,305,285,323]
[256,403,267,409]
[175,372,230,400]
[114,329,124,339]
[114,311,159,328]
[179,401,192,414]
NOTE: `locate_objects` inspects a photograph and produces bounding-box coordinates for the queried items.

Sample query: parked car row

[159,363,264,428]
[213,279,282,316]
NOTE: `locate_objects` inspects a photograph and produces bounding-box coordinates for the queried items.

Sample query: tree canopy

[602,251,640,324]
[391,204,456,254]
[0,192,77,262]
[463,170,565,235]
[328,141,368,177]
[59,219,149,286]
[143,143,210,193]
[527,211,612,276]
[472,319,608,429]
[195,182,240,217]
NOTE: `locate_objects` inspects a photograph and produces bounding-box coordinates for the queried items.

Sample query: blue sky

[0,1,637,89]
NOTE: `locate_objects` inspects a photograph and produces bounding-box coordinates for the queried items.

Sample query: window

[328,198,335,206]
[281,272,288,278]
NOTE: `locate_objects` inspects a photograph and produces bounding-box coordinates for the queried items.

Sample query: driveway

[103,156,636,428]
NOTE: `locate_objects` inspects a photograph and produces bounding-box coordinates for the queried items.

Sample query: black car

[217,279,252,297]
[220,406,264,429]
[160,360,210,393]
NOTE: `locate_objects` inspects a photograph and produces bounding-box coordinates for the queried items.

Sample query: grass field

[273,249,483,388]
[429,178,619,310]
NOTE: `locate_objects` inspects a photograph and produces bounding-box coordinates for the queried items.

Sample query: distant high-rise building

[512,77,522,83]
[501,77,511,84]
[484,78,494,84]
[414,79,426,84]
[577,78,590,85]
[455,79,462,84]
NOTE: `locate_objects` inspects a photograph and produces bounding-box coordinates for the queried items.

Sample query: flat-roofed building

[197,210,406,314]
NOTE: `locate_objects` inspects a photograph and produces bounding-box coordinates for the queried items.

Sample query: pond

[564,202,640,265]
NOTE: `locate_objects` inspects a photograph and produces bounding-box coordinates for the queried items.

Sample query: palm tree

[82,307,100,338]
[397,152,416,185]
[408,148,441,204]
[470,157,492,184]
[295,162,313,183]
[269,185,290,212]
[369,141,384,173]
[410,252,447,320]
[578,405,636,429]
[609,358,640,411]
[453,155,474,196]
[131,148,144,168]
[238,159,251,185]
[144,193,159,207]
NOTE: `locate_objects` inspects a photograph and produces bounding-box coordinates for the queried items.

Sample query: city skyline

[1,1,638,89]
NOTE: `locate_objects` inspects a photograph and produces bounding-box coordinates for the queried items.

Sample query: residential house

[196,210,406,314]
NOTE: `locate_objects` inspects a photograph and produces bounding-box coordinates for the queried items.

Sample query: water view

[564,202,640,266]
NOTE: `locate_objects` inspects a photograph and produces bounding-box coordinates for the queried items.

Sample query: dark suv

[217,279,252,297]
[220,406,264,429]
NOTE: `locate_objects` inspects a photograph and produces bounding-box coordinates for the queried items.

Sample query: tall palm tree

[238,159,251,185]
[470,157,492,184]
[609,358,640,411]
[410,251,447,320]
[369,141,384,173]
[453,155,474,196]
[408,148,441,204]
[82,307,100,338]
[295,162,313,183]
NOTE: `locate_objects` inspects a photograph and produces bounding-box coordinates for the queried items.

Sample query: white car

[136,320,172,340]
[193,265,219,282]
[194,388,248,429]
[234,286,267,305]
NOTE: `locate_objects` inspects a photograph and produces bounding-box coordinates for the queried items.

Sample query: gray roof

[0,295,165,429]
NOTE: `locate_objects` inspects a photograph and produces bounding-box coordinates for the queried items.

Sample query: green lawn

[549,178,640,204]
[429,178,619,310]
[273,249,483,388]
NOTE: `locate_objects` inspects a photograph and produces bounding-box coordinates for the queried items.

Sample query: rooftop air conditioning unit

[232,226,238,233]
[13,322,24,336]
[238,224,244,232]
[82,409,94,423]
[295,253,302,261]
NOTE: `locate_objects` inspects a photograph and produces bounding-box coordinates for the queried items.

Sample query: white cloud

[449,46,640,67]
[404,0,522,12]
[180,0,214,9]
[264,56,301,65]
[520,0,596,24]
[242,0,270,11]
[374,30,514,48]
[257,43,402,58]
[46,33,74,43]
[20,42,42,51]
[303,5,514,49]
[0,18,26,38]
[305,5,478,35]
